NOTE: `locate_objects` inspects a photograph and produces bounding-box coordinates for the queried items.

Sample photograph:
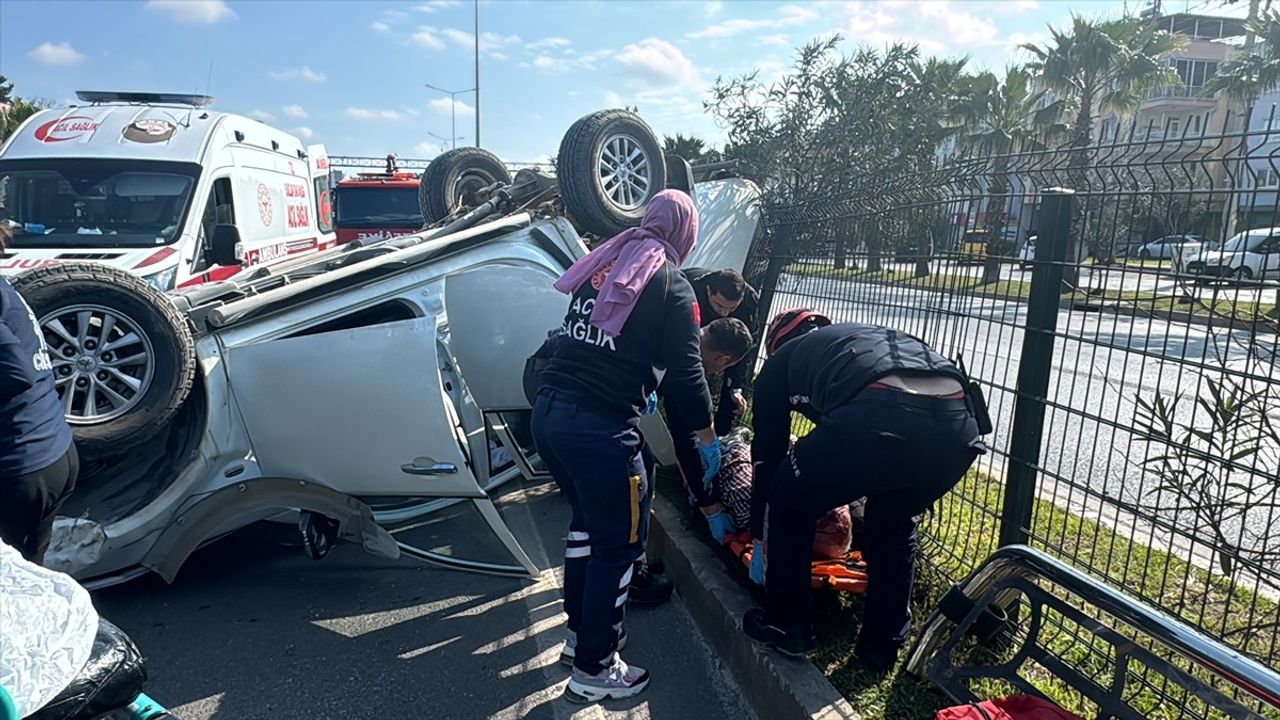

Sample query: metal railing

[748,112,1280,675]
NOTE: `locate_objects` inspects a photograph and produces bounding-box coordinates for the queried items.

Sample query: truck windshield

[0,159,200,248]
[335,185,424,229]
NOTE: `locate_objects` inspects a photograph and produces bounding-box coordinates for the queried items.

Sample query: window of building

[1253,167,1280,188]
[1166,117,1181,138]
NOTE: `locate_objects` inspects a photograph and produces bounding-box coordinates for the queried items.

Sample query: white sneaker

[560,628,628,667]
[563,654,650,704]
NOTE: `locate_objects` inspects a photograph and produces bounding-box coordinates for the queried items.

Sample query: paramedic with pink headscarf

[532,190,719,704]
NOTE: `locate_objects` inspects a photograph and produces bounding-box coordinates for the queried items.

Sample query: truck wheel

[558,109,667,237]
[419,147,512,223]
[10,263,197,456]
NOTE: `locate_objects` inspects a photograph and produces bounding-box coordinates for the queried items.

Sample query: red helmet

[764,308,831,356]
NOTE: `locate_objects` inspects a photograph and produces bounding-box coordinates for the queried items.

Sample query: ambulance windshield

[0,158,200,248]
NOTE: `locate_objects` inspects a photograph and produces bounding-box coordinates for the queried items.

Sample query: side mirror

[210,224,244,267]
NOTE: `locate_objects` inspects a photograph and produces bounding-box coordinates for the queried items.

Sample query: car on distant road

[1184,227,1280,281]
[1136,234,1213,260]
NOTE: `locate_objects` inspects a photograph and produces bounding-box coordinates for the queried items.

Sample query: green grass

[783,261,1278,326]
[661,457,1280,719]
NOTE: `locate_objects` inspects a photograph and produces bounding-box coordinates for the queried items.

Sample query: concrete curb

[650,493,861,720]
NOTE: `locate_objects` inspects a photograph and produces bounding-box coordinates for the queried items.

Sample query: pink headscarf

[554,189,699,336]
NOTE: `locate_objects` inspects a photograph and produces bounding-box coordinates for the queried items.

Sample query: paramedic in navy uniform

[743,309,983,672]
[0,224,79,563]
[532,190,721,703]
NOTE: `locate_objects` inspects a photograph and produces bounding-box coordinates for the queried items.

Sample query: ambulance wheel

[558,109,667,238]
[10,263,197,457]
[419,147,513,223]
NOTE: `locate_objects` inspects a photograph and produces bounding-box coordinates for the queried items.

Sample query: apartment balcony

[1142,84,1218,109]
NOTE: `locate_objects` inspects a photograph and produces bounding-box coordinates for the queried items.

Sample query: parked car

[11,109,762,588]
[1184,227,1280,281]
[1136,234,1213,260]
[1018,234,1037,269]
[957,230,990,263]
[0,90,335,291]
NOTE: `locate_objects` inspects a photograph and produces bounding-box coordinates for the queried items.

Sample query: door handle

[401,457,458,476]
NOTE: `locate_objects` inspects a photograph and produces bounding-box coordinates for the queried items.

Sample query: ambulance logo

[122,119,176,144]
[590,261,616,291]
[257,184,273,227]
[33,116,101,143]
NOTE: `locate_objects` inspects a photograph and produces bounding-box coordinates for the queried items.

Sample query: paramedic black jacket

[748,323,968,539]
[541,261,712,429]
[1,278,72,477]
[684,267,759,434]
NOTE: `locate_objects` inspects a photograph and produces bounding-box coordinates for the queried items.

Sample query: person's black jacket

[1,278,72,477]
[684,267,759,435]
[540,261,712,429]
[748,323,967,538]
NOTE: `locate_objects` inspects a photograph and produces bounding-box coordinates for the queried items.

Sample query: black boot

[628,559,673,605]
[742,608,817,658]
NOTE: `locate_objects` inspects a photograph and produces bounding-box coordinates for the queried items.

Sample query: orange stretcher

[725,532,869,594]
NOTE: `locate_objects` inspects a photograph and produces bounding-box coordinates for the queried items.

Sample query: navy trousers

[764,388,981,653]
[532,390,649,674]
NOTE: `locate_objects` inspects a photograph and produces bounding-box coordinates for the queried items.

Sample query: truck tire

[419,147,512,223]
[558,109,667,238]
[10,263,197,456]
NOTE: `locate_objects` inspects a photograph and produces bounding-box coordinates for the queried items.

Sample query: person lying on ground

[742,309,985,673]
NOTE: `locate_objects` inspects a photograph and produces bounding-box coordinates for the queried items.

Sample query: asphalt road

[92,477,755,720]
[772,272,1280,572]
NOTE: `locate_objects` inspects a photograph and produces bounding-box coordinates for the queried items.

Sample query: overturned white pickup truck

[11,109,763,587]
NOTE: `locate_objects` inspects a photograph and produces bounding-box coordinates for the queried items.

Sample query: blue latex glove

[706,511,735,544]
[749,540,766,585]
[643,391,658,415]
[698,439,722,491]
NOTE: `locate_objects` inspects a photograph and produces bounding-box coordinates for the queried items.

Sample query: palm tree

[953,66,1065,282]
[1023,15,1186,165]
[1023,15,1185,268]
[663,133,715,163]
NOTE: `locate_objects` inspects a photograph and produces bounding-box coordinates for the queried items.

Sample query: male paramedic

[684,267,759,433]
[628,316,755,605]
[0,224,79,564]
[532,190,720,703]
[743,309,985,672]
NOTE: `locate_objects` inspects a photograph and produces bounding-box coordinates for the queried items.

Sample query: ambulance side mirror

[210,224,245,267]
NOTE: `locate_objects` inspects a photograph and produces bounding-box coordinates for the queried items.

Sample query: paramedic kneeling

[533,190,719,703]
[0,225,79,564]
[743,309,983,671]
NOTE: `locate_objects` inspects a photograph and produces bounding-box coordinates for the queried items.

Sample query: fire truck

[332,171,425,245]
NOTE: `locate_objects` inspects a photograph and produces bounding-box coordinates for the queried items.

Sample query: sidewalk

[92,476,754,720]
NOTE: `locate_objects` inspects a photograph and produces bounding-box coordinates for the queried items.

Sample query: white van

[0,91,335,290]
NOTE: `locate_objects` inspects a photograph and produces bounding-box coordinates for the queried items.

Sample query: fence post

[999,188,1074,548]
[752,221,792,340]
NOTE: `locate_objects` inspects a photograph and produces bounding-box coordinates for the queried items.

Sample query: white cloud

[706,0,724,17]
[616,38,700,89]
[346,107,415,121]
[416,0,460,12]
[283,104,308,119]
[372,21,391,33]
[428,97,475,118]
[249,109,276,122]
[528,36,571,50]
[412,28,447,49]
[760,34,790,47]
[440,27,522,54]
[490,51,509,61]
[145,0,235,24]
[687,4,816,39]
[268,66,327,83]
[293,126,314,139]
[837,1,1002,54]
[29,41,85,66]
[415,141,444,155]
[533,55,569,73]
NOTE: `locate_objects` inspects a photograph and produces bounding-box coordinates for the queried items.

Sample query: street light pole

[425,82,477,152]
[474,0,481,147]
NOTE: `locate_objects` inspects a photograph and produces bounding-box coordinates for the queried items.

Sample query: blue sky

[0,0,1246,164]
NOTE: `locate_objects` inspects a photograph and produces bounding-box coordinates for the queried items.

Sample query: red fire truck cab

[333,171,425,244]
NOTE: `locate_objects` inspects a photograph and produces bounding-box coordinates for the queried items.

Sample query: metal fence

[748,113,1280,671]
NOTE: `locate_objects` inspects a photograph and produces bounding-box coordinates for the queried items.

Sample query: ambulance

[0,91,335,290]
